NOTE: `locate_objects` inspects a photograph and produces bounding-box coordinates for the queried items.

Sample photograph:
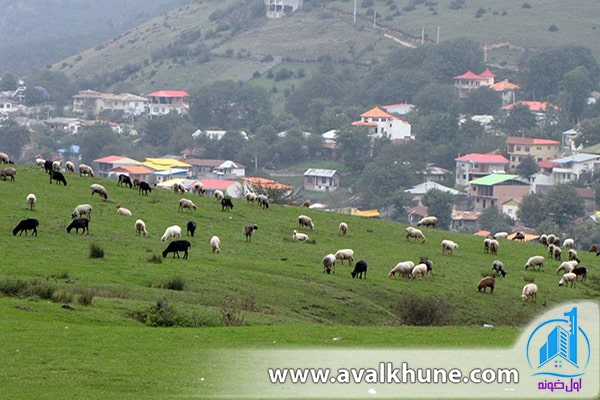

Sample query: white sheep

[338,222,348,236]
[441,239,458,255]
[322,253,336,274]
[521,283,538,301]
[209,236,221,253]
[568,249,579,261]
[161,225,182,242]
[116,205,132,217]
[90,184,108,200]
[491,260,506,277]
[562,238,575,249]
[298,215,314,230]
[489,239,499,255]
[334,249,354,266]
[257,194,269,209]
[52,160,61,171]
[410,263,429,279]
[79,163,94,177]
[556,260,579,275]
[416,216,437,228]
[292,229,309,241]
[72,204,93,219]
[35,158,46,168]
[406,227,426,243]
[524,255,545,271]
[388,261,415,278]
[559,272,577,287]
[214,189,224,202]
[26,193,36,210]
[65,161,75,173]
[246,192,258,204]
[135,219,148,237]
[178,198,197,212]
[493,232,508,239]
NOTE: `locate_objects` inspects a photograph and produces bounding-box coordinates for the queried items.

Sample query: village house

[93,155,143,178]
[146,90,189,117]
[502,199,521,221]
[265,0,303,18]
[450,210,482,232]
[352,106,412,141]
[43,117,83,134]
[0,98,16,113]
[455,153,510,186]
[405,181,462,205]
[506,136,561,171]
[533,153,600,191]
[468,174,530,213]
[303,168,340,192]
[183,158,246,178]
[454,69,520,105]
[501,101,558,125]
[72,90,149,117]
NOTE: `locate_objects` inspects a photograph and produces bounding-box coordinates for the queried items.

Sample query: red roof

[491,80,520,91]
[506,136,560,146]
[146,90,189,98]
[94,155,127,163]
[359,106,397,119]
[502,101,555,112]
[455,153,509,164]
[537,159,559,169]
[454,70,482,80]
[197,179,238,190]
[479,68,495,78]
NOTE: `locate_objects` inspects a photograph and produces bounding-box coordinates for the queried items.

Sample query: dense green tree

[515,156,538,179]
[0,120,30,160]
[499,103,537,136]
[423,38,485,82]
[218,131,249,161]
[387,189,418,223]
[421,189,454,230]
[517,193,545,229]
[541,184,586,229]
[413,113,459,143]
[141,113,183,147]
[78,123,119,164]
[574,117,600,148]
[557,66,593,124]
[334,127,371,173]
[271,131,307,167]
[462,87,502,115]
[0,72,18,91]
[413,83,460,115]
[477,207,514,234]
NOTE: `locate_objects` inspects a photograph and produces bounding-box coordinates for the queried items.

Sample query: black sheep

[221,198,234,212]
[118,174,133,188]
[573,267,587,282]
[43,160,53,174]
[49,170,67,186]
[162,240,191,259]
[139,181,152,195]
[66,218,89,235]
[244,225,258,242]
[187,220,197,237]
[351,260,368,279]
[13,218,39,236]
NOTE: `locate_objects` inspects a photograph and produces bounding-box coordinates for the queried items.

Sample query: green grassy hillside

[0,165,598,398]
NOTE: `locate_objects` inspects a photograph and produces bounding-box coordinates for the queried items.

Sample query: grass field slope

[0,165,598,398]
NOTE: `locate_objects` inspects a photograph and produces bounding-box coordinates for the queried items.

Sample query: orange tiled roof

[359,106,397,119]
[491,80,520,91]
[455,153,509,164]
[502,101,555,112]
[243,177,293,190]
[506,136,560,146]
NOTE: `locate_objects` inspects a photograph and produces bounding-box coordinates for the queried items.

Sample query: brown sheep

[477,276,496,293]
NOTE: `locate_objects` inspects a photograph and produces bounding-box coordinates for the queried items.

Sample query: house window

[537,146,542,150]
[516,146,521,151]
[525,146,530,151]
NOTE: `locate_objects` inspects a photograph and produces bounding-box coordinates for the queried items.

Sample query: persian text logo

[526,306,591,393]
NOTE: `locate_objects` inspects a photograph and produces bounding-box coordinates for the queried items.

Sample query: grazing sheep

[214,189,224,202]
[72,204,93,220]
[491,260,506,277]
[562,238,575,249]
[493,232,508,239]
[257,194,269,209]
[135,219,148,237]
[118,174,133,188]
[178,198,197,212]
[0,151,12,163]
[539,234,548,246]
[52,160,61,171]
[221,198,234,212]
[246,192,258,204]
[173,182,185,194]
[209,236,221,253]
[49,170,67,185]
[553,246,562,261]
[568,249,578,261]
[558,272,577,287]
[35,158,46,169]
[588,244,597,253]
[161,225,182,242]
[339,222,348,236]
[524,255,545,271]
[133,178,140,189]
[79,163,94,177]
[302,200,310,208]
[162,240,191,259]
[420,257,433,273]
[351,260,368,279]
[388,261,415,278]
[521,283,538,301]
[292,230,309,241]
[410,263,429,279]
[0,167,16,181]
[416,216,437,228]
[116,205,132,217]
[483,237,492,253]
[512,231,526,242]
[90,184,108,200]
[26,193,36,210]
[489,239,499,255]
[548,243,556,256]
[65,161,75,173]
[193,182,205,195]
[244,224,258,242]
[477,276,496,293]
[187,221,197,237]
[66,218,89,235]
[573,267,587,282]
[547,234,560,246]
[298,215,314,230]
[12,218,39,236]
[138,181,152,195]
[322,253,336,274]
[334,249,354,266]
[441,239,458,255]
[43,160,53,174]
[556,260,579,275]
[406,227,426,243]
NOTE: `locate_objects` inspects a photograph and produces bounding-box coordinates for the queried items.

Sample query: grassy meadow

[0,165,598,399]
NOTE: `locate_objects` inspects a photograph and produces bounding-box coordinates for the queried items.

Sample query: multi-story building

[455,153,510,186]
[506,136,561,171]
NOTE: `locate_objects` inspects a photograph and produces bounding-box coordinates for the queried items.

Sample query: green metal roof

[468,174,523,186]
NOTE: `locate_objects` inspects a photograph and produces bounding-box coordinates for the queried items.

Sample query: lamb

[162,240,191,259]
[572,267,587,282]
[491,260,506,277]
[12,218,39,236]
[90,184,108,200]
[0,151,12,163]
[72,204,93,220]
[193,182,205,195]
[79,163,94,177]
[351,260,368,279]
[257,194,269,209]
[178,198,197,212]
[558,272,577,287]
[26,193,36,210]
[214,189,224,202]
[118,174,133,188]
[338,222,348,236]
[139,181,152,195]
[441,239,458,255]
[562,238,575,249]
[388,261,415,278]
[292,230,309,241]
[334,249,354,266]
[410,263,429,279]
[298,215,314,230]
[221,198,234,212]
[524,255,544,271]
[556,260,579,275]
[161,225,182,242]
[209,236,221,253]
[244,224,258,242]
[49,170,67,185]
[0,167,16,181]
[521,283,538,301]
[406,227,426,243]
[187,221,197,237]
[416,216,437,228]
[65,161,75,173]
[322,253,336,274]
[246,192,258,204]
[116,205,132,217]
[135,219,148,237]
[477,276,496,293]
[66,218,89,235]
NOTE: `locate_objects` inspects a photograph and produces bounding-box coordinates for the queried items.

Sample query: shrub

[89,244,105,259]
[548,24,559,32]
[147,254,163,264]
[0,279,26,296]
[221,296,245,326]
[23,280,55,300]
[78,289,95,306]
[163,276,186,291]
[522,3,532,9]
[53,290,74,304]
[143,298,187,327]
[396,293,454,326]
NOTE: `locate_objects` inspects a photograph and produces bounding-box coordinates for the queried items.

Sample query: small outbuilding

[303,168,340,192]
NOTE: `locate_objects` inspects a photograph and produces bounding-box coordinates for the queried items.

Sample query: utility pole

[353,0,356,23]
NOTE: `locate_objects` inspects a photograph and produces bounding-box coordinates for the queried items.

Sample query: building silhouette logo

[526,306,591,378]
